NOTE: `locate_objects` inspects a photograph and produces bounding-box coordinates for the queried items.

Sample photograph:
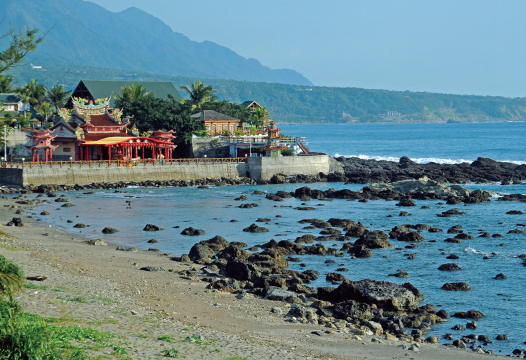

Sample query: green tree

[0,255,25,299]
[114,84,152,104]
[179,80,217,110]
[0,25,43,74]
[35,102,52,125]
[254,106,270,128]
[20,79,47,107]
[18,93,31,120]
[46,84,71,110]
[0,74,16,93]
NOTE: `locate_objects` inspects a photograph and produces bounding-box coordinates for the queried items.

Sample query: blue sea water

[280,122,526,164]
[29,122,526,355]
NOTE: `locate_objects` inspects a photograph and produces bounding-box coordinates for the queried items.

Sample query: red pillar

[108,146,111,165]
[36,150,39,162]
[135,146,138,158]
[85,146,89,161]
[152,146,155,160]
[164,145,168,159]
[31,149,34,162]
[142,146,144,160]
[50,149,53,161]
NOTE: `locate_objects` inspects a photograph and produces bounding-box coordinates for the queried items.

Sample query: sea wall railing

[0,157,247,169]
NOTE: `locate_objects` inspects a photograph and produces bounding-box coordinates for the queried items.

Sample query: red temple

[28,129,59,162]
[261,121,288,157]
[30,97,177,163]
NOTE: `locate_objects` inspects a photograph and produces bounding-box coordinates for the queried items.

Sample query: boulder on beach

[73,223,87,228]
[84,239,107,246]
[318,279,424,311]
[199,235,229,251]
[189,243,214,262]
[6,217,24,227]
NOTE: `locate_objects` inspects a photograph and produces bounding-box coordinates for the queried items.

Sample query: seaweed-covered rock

[397,231,425,242]
[442,282,471,291]
[189,243,214,261]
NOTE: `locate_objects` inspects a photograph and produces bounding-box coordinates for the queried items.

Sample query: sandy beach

[0,192,500,360]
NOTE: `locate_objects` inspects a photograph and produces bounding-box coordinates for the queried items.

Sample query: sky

[89,0,526,97]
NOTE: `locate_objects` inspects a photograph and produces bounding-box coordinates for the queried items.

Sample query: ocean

[33,122,526,355]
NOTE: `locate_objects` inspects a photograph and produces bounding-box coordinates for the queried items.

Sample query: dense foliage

[10,63,526,125]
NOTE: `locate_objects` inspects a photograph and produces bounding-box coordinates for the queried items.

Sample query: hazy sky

[90,0,526,97]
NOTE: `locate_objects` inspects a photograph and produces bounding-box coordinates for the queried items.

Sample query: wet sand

[0,193,498,360]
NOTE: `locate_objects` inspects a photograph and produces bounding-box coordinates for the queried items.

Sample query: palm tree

[115,84,151,104]
[0,254,25,299]
[20,79,47,107]
[46,84,72,110]
[179,80,217,110]
[0,75,16,93]
[35,102,53,126]
[254,106,270,129]
[18,93,31,120]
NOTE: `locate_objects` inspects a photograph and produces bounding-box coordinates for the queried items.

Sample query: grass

[158,335,178,343]
[25,283,49,290]
[224,357,249,360]
[161,349,182,358]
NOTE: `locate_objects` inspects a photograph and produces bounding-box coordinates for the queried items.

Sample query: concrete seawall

[246,155,329,180]
[0,154,330,186]
[0,163,247,186]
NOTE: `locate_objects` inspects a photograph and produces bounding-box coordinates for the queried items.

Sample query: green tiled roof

[74,80,182,107]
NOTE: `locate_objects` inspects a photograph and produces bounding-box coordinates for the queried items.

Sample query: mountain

[10,63,526,124]
[0,0,312,86]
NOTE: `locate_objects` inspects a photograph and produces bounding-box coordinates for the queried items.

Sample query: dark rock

[266,193,284,202]
[326,272,347,282]
[216,245,251,261]
[507,229,524,234]
[454,233,474,240]
[466,321,477,330]
[328,218,355,228]
[494,273,507,280]
[452,340,466,349]
[140,266,165,272]
[6,217,24,227]
[354,234,393,249]
[444,238,462,243]
[200,235,229,251]
[492,233,504,238]
[398,231,425,242]
[102,227,119,234]
[452,310,484,319]
[147,239,158,243]
[438,263,462,271]
[234,195,248,201]
[436,309,450,319]
[318,279,424,311]
[396,196,416,207]
[225,259,260,281]
[452,324,466,331]
[73,223,87,228]
[243,224,269,233]
[181,227,206,236]
[347,245,373,258]
[230,241,247,248]
[143,224,163,231]
[238,203,259,208]
[189,243,214,261]
[506,210,523,215]
[442,282,471,291]
[495,334,509,341]
[446,254,460,259]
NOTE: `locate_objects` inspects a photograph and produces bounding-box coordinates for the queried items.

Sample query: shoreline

[0,192,503,359]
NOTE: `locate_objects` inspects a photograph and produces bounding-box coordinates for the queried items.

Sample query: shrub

[0,255,25,298]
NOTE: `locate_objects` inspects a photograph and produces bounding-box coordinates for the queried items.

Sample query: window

[63,147,71,152]
[217,125,223,133]
[4,104,15,111]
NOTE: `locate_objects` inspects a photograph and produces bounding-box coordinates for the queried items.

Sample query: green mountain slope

[9,63,526,124]
[0,0,311,86]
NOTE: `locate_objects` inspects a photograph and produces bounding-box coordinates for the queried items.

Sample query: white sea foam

[334,154,526,165]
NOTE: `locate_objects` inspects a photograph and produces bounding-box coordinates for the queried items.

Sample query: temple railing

[0,157,247,169]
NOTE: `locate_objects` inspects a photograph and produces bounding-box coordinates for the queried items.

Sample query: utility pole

[3,125,6,161]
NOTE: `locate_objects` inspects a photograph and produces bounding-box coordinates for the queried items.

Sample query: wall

[246,154,329,180]
[53,141,76,161]
[191,137,230,158]
[0,162,247,186]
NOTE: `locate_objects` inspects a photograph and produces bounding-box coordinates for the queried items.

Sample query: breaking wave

[333,154,526,165]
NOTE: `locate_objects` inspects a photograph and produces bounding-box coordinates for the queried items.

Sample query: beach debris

[26,276,47,281]
[116,245,138,252]
[84,239,107,246]
[140,266,166,272]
